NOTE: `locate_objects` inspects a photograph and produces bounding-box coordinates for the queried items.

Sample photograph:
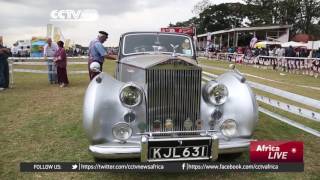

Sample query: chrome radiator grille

[146,61,202,132]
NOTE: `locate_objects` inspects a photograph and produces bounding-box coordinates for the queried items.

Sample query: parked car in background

[12,40,31,57]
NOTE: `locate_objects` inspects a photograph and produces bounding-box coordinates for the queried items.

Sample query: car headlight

[220,119,237,137]
[203,81,228,105]
[112,122,132,142]
[120,83,143,107]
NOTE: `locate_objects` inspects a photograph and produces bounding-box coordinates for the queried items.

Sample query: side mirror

[90,62,101,73]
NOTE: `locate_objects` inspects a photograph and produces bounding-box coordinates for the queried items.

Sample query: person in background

[275,47,281,57]
[53,41,69,87]
[208,43,214,59]
[315,48,320,58]
[277,47,286,71]
[268,48,276,69]
[43,38,58,84]
[269,47,274,57]
[235,47,243,63]
[285,46,296,73]
[236,46,243,54]
[226,46,234,62]
[0,44,11,91]
[88,31,116,80]
[244,46,252,64]
[312,48,320,78]
[298,48,308,74]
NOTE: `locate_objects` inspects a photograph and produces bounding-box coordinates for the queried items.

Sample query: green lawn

[199,59,320,100]
[1,60,319,179]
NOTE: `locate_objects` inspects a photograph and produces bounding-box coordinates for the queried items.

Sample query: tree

[298,0,320,34]
[245,0,320,36]
[171,3,248,34]
[170,17,199,28]
[170,0,320,37]
[244,0,279,25]
[192,0,212,15]
[198,3,247,33]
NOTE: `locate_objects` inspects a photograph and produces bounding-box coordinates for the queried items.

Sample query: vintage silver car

[83,32,258,162]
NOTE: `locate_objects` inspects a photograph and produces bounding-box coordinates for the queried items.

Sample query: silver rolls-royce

[83,32,258,162]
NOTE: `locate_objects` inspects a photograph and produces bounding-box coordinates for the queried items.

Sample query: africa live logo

[250,141,304,163]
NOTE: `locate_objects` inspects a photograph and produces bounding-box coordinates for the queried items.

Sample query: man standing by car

[0,43,11,91]
[43,38,58,84]
[88,31,116,80]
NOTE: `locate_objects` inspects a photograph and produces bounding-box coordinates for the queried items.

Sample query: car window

[123,34,193,57]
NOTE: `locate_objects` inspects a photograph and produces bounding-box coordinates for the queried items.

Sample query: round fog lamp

[124,111,136,123]
[112,123,132,141]
[220,119,237,137]
[211,109,223,120]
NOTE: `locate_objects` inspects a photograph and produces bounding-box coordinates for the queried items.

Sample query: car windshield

[122,33,194,57]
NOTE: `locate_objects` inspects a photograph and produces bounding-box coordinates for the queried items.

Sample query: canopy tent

[254,41,281,48]
[307,41,320,50]
[281,41,307,48]
[31,37,47,57]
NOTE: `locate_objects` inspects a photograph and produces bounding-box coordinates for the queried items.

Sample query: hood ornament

[170,44,179,57]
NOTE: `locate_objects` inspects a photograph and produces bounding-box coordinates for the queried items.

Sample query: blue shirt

[89,39,107,63]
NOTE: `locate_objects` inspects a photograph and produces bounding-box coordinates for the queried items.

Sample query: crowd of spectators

[203,44,320,77]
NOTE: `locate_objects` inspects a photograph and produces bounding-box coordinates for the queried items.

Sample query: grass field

[199,59,320,99]
[200,59,320,130]
[0,60,319,179]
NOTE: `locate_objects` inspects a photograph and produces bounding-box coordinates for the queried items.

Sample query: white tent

[281,41,307,48]
[307,41,320,50]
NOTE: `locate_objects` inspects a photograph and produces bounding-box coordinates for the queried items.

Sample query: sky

[0,0,241,47]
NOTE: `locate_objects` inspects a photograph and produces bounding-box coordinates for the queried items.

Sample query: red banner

[160,27,194,36]
[250,141,303,163]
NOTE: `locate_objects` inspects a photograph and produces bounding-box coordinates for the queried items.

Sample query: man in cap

[88,31,116,80]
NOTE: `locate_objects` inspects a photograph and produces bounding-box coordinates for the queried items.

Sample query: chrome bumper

[89,136,253,161]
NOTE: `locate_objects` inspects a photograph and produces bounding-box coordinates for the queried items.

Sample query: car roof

[120,31,192,38]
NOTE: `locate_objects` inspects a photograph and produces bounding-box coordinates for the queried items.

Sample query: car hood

[119,54,198,69]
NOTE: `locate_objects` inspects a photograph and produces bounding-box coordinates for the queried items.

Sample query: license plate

[148,139,211,161]
[150,146,208,159]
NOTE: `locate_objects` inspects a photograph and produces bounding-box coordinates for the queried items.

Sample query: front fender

[83,73,126,143]
[83,73,147,144]
[201,71,258,137]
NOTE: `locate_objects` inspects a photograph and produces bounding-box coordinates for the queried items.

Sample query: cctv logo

[50,9,99,21]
